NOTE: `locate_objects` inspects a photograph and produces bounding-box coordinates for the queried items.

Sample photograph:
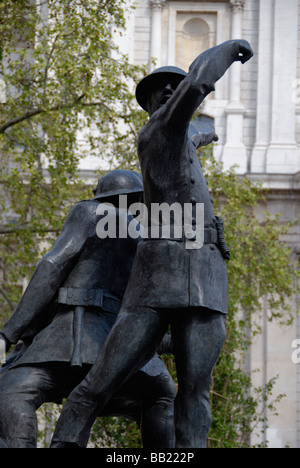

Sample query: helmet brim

[92,169,143,200]
[136,67,187,112]
[93,187,143,201]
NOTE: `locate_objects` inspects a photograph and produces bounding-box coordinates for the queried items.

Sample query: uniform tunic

[1,201,143,366]
[123,47,230,314]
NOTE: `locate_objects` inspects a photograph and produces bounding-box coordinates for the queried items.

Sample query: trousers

[0,361,176,448]
[51,307,226,448]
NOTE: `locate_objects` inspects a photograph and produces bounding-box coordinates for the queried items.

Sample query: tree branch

[0,94,86,133]
[0,225,60,234]
[43,34,60,93]
[0,108,44,133]
[0,286,15,311]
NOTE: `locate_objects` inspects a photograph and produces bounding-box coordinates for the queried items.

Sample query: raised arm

[0,202,93,347]
[162,39,253,131]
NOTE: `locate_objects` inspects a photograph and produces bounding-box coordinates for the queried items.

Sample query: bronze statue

[50,40,253,448]
[0,170,176,448]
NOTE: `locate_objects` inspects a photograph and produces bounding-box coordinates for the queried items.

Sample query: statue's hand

[198,131,219,147]
[234,40,253,64]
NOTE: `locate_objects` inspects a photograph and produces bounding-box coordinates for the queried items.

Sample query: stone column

[222,0,248,174]
[150,0,166,70]
[251,0,274,173]
[265,0,300,174]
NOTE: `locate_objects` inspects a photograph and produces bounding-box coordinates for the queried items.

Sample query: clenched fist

[234,39,254,64]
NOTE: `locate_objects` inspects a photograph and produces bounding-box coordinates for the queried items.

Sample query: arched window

[176,16,210,71]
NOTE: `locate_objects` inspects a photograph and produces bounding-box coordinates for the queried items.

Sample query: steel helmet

[136,66,187,112]
[93,169,143,200]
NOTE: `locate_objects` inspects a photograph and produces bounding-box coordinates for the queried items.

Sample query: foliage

[36,403,142,448]
[196,150,298,447]
[0,0,147,449]
[205,154,297,329]
[90,417,141,448]
[0,0,146,325]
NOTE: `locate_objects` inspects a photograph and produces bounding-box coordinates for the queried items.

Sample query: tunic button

[190,197,197,205]
[190,157,193,163]
[190,177,195,184]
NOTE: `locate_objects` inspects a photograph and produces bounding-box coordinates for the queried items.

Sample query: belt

[57,287,121,313]
[144,227,218,244]
[204,227,218,244]
[57,287,122,367]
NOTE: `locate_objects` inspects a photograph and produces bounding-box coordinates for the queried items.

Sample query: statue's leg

[51,307,169,448]
[0,365,59,448]
[139,370,176,448]
[171,309,226,448]
[0,363,89,448]
[99,366,176,448]
[0,437,8,448]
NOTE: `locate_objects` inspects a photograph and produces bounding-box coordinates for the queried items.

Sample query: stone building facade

[112,0,300,448]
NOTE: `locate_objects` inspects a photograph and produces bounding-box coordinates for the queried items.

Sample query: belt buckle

[211,227,218,244]
[58,287,67,304]
[67,287,73,305]
[96,289,104,308]
[87,289,104,308]
[87,289,95,306]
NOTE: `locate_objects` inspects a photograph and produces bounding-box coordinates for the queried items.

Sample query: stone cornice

[246,172,300,192]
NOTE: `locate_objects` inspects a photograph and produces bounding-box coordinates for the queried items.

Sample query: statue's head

[93,169,143,205]
[135,66,187,115]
